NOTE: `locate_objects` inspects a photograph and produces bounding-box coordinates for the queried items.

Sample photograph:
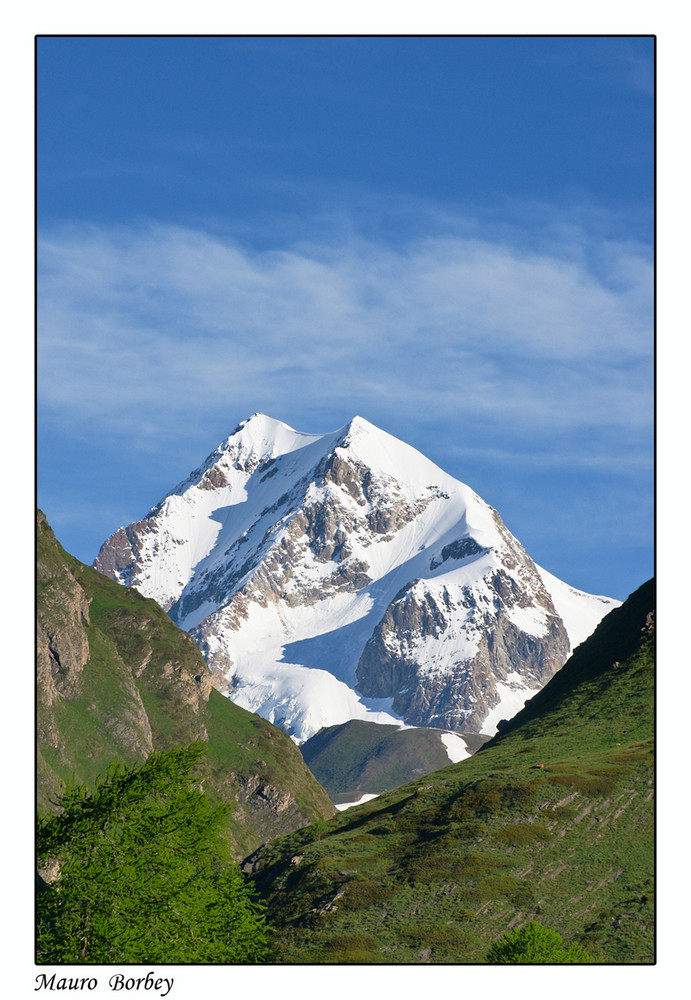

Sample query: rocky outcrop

[355,518,571,732]
[37,511,91,706]
[93,519,154,591]
[37,510,335,856]
[355,572,570,731]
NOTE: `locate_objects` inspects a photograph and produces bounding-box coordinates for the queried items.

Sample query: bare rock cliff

[37,510,335,857]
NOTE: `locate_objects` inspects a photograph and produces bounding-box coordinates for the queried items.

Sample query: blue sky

[37,35,654,601]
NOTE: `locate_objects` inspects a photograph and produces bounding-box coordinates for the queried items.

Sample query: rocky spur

[35,973,174,997]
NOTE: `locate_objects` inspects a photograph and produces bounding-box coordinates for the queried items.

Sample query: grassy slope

[37,513,335,858]
[249,579,654,964]
[301,720,489,803]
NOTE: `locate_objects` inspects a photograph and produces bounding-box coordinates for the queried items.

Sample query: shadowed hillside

[301,720,489,803]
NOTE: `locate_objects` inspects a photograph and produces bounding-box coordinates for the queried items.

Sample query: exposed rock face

[94,414,619,742]
[37,510,335,856]
[356,558,570,732]
[38,513,156,768]
[37,511,92,708]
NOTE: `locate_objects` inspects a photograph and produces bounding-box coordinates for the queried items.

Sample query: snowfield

[440,732,472,762]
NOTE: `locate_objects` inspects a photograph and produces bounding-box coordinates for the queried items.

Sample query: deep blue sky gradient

[38,36,653,231]
[37,35,654,601]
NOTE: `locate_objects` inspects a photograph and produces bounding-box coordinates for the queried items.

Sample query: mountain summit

[95,414,618,741]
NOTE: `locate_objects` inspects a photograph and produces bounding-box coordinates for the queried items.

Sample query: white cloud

[38,218,652,460]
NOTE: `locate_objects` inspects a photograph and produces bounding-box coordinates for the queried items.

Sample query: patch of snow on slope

[537,565,621,652]
[410,629,480,677]
[505,604,549,638]
[440,732,472,762]
[335,793,380,812]
[227,652,404,744]
[481,675,541,737]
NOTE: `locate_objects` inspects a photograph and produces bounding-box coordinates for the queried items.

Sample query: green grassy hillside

[301,720,489,803]
[246,579,654,963]
[37,510,335,858]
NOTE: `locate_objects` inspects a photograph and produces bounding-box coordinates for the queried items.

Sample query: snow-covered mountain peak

[94,414,621,742]
[166,413,331,500]
[334,415,451,491]
[339,414,377,444]
[223,412,324,463]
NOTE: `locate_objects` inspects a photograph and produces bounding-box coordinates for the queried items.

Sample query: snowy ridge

[95,413,620,742]
[536,565,619,652]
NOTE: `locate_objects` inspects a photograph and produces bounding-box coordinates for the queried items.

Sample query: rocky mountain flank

[37,510,335,858]
[95,414,619,741]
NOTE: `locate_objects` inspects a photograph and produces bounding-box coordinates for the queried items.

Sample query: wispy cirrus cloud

[38,217,652,466]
